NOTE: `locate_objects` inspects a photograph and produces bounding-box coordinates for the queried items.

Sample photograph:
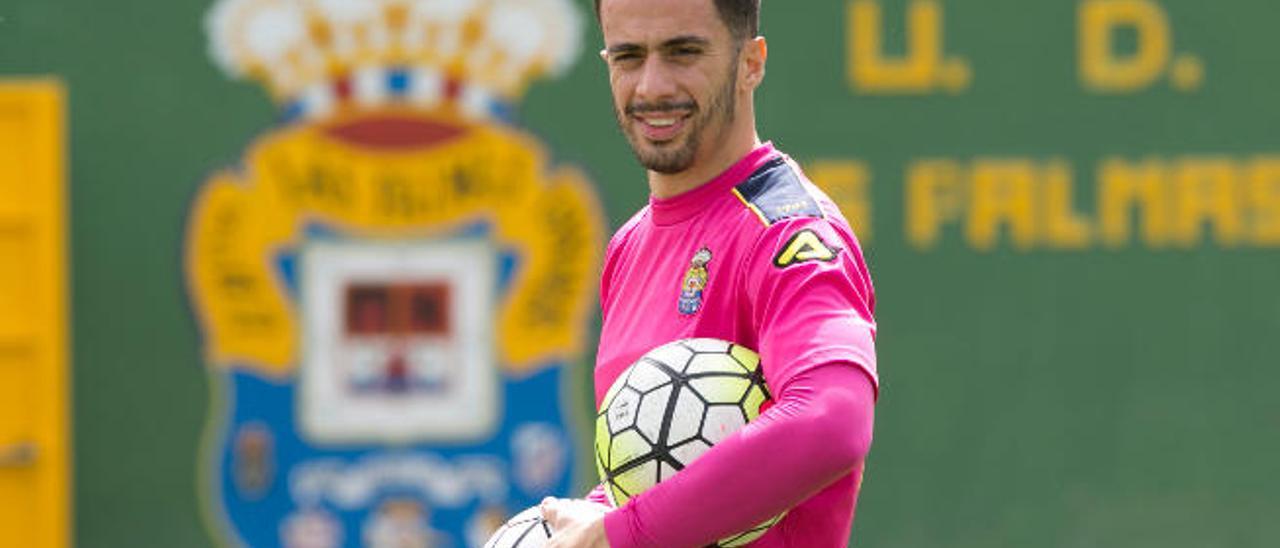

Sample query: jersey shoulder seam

[731,157,825,227]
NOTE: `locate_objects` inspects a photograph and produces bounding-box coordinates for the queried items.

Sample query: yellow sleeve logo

[773,229,840,268]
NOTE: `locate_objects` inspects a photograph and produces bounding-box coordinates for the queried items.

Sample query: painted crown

[206,0,583,122]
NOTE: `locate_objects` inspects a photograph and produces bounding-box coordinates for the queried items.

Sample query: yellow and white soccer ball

[594,338,784,547]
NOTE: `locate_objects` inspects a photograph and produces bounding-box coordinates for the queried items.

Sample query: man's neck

[648,128,762,200]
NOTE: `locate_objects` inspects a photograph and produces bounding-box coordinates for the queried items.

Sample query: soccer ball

[482,506,552,548]
[594,338,783,547]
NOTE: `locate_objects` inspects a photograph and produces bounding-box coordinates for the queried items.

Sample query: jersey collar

[649,142,780,226]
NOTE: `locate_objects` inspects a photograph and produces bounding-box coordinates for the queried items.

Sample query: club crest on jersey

[678,247,713,315]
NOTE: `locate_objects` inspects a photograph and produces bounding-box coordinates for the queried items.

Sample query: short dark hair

[594,0,760,41]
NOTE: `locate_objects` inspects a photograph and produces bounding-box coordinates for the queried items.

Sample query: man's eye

[673,48,701,57]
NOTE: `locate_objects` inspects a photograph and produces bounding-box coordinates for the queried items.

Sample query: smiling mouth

[632,111,692,142]
[638,114,684,127]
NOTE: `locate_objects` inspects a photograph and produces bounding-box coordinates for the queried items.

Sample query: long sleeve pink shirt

[594,144,878,547]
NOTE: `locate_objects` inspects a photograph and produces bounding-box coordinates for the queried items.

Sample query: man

[540,0,878,546]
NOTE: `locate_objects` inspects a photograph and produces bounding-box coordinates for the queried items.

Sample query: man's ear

[741,36,768,90]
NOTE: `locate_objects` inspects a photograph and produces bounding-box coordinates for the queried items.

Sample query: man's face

[599,0,742,174]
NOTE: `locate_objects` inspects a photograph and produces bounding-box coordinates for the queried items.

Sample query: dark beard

[615,61,739,175]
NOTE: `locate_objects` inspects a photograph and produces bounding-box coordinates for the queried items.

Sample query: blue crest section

[678,289,703,315]
[212,220,570,548]
[216,364,574,548]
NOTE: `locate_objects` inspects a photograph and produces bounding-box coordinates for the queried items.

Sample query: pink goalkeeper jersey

[595,143,878,547]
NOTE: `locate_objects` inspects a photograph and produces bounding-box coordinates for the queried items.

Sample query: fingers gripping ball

[594,338,784,547]
[483,506,553,548]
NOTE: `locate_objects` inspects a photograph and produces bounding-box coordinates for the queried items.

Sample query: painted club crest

[678,247,712,315]
[186,0,603,546]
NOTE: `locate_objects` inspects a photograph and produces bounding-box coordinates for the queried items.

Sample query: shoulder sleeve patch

[732,157,824,226]
[774,229,841,268]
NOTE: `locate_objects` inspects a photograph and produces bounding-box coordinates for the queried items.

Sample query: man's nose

[634,58,678,102]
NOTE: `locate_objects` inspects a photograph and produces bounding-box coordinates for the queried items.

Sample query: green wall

[2,0,1278,546]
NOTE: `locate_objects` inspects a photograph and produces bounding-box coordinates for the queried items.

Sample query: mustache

[625,101,696,116]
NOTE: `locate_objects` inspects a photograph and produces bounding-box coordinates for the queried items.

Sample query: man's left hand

[540,497,610,548]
